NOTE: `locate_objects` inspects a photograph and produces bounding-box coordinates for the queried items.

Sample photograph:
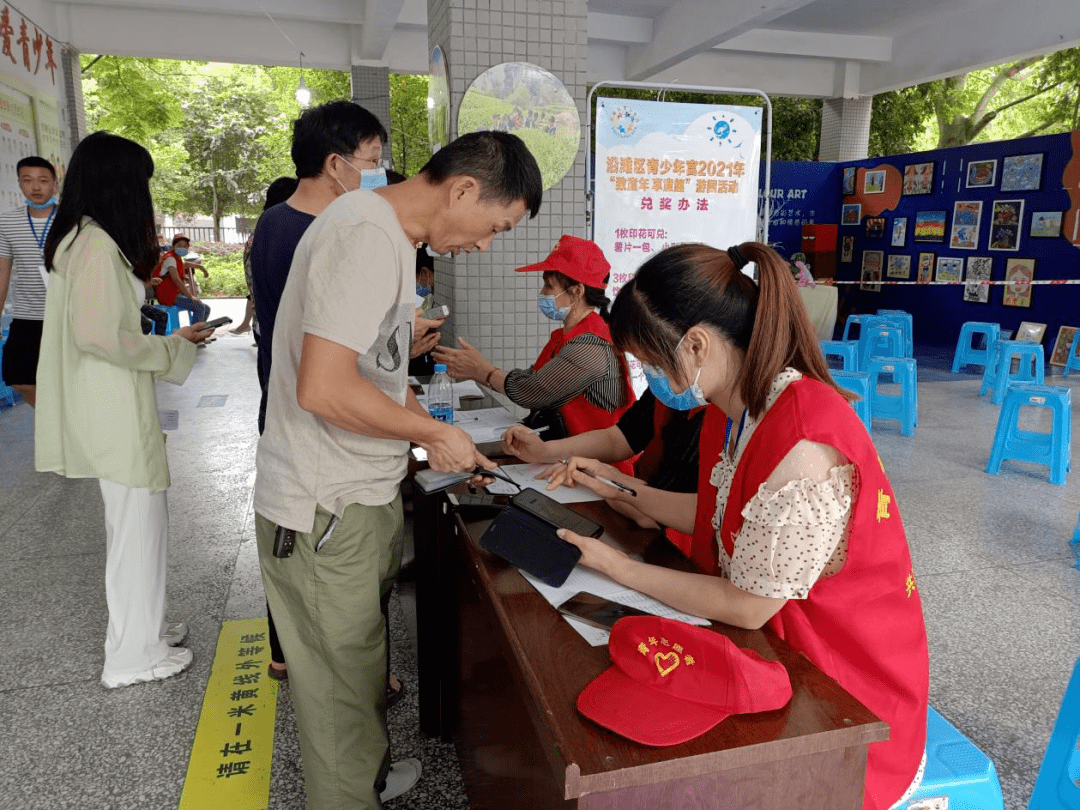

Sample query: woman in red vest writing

[434,235,635,454]
[551,241,929,810]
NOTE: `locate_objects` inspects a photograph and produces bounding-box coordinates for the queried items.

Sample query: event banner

[593,97,763,306]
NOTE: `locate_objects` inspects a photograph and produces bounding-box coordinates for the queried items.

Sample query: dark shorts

[1,317,43,386]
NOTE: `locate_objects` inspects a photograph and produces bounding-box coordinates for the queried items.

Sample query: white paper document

[497,463,603,504]
[453,407,518,444]
[520,567,711,646]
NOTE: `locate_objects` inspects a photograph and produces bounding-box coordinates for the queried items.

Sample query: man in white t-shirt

[254,131,542,810]
[0,156,58,407]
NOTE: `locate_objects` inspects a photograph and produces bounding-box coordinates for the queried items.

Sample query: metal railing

[160,225,251,244]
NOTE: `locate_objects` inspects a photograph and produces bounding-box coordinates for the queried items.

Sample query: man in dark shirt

[251,101,388,433]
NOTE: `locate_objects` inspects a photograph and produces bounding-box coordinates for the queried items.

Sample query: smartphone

[510,488,603,538]
[424,304,450,319]
[557,592,649,630]
[199,316,233,331]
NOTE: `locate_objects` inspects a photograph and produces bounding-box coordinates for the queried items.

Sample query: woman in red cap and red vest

[434,235,635,464]
[549,241,929,810]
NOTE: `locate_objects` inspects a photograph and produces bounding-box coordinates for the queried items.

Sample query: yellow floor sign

[180,618,279,810]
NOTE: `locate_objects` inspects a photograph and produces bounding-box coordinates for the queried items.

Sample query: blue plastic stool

[859,325,905,373]
[832,370,872,433]
[906,706,1004,810]
[1029,657,1080,809]
[842,313,874,343]
[953,322,1001,374]
[866,357,918,436]
[982,340,1045,405]
[876,309,914,357]
[986,383,1071,486]
[1062,330,1080,379]
[0,338,15,408]
[820,340,859,371]
[154,305,182,336]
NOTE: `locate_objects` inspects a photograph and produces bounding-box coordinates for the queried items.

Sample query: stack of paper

[453,407,519,444]
[520,565,711,646]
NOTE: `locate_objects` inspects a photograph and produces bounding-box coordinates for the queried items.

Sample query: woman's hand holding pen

[546,457,643,502]
[501,424,548,461]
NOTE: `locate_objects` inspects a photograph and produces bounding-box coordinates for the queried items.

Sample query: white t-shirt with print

[254,190,417,532]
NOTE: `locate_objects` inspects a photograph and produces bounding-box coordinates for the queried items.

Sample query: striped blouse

[0,207,53,319]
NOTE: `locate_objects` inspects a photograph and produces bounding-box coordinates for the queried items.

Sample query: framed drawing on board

[1016,321,1047,344]
[914,210,947,242]
[866,217,886,238]
[1000,153,1043,192]
[861,250,883,292]
[842,167,856,195]
[903,162,934,195]
[916,252,935,283]
[1030,211,1062,237]
[1050,326,1080,366]
[949,201,982,250]
[965,159,997,188]
[891,218,908,247]
[989,199,1024,251]
[864,170,886,194]
[936,256,963,283]
[842,203,861,225]
[887,254,911,279]
[963,256,992,303]
[1002,257,1035,308]
[841,235,854,263]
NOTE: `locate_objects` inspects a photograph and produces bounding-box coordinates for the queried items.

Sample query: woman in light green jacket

[35,132,214,688]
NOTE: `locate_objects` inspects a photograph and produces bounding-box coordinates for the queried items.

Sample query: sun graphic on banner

[709,113,740,148]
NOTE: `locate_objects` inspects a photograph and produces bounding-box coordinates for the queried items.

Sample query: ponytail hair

[610,241,851,418]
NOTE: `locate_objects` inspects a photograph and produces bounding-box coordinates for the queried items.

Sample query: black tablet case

[477,504,583,587]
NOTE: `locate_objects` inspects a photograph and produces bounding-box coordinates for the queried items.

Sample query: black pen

[561,460,637,497]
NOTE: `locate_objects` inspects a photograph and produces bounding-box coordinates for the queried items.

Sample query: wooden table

[413,481,887,809]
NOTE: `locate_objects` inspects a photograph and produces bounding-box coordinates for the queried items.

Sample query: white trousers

[98,479,171,681]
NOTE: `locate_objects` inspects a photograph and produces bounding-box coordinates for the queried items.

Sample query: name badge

[37,264,48,290]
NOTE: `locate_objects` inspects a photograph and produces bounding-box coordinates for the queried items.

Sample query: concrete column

[349,65,392,163]
[818,96,872,162]
[60,46,86,151]
[426,0,588,395]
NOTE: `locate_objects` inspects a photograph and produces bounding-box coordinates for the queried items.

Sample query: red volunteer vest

[152,250,184,306]
[533,311,636,473]
[690,378,928,810]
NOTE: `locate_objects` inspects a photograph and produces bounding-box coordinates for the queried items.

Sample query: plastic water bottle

[427,363,454,424]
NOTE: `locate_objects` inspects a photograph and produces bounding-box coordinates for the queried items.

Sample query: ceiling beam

[624,0,818,82]
[354,0,406,62]
[587,11,652,46]
[57,0,362,27]
[717,29,892,63]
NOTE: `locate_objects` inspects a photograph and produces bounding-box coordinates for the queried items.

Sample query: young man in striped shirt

[0,156,58,407]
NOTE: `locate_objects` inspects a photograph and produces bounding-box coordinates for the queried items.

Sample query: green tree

[390,73,430,177]
[179,74,282,239]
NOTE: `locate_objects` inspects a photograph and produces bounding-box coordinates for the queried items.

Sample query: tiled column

[818,97,872,162]
[350,65,392,163]
[427,0,587,405]
[60,46,86,151]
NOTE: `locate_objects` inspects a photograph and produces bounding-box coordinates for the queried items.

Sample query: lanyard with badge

[28,208,55,291]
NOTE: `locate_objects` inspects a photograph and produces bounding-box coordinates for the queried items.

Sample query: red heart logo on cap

[654,651,679,677]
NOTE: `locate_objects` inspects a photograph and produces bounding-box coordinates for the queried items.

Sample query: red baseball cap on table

[576,616,792,747]
[515,235,611,290]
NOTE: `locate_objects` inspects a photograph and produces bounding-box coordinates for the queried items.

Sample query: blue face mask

[641,344,708,411]
[174,247,189,257]
[26,195,56,210]
[416,284,432,298]
[538,290,570,321]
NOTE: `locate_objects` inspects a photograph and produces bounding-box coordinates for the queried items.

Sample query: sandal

[386,677,405,709]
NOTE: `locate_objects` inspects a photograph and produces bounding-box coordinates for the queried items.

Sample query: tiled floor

[0,305,1076,809]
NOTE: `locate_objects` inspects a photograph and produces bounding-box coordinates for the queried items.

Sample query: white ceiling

[43,0,1080,98]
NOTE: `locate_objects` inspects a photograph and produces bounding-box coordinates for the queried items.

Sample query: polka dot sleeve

[725,465,858,599]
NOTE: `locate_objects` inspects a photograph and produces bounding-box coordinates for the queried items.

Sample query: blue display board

[760,161,840,259]
[831,131,1078,348]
